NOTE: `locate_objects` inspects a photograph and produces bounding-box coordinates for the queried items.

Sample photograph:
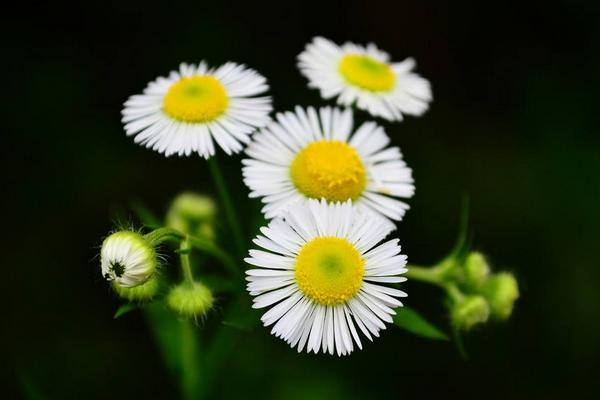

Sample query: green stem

[207,156,246,258]
[144,227,184,247]
[445,282,464,303]
[179,237,195,286]
[180,320,201,400]
[405,264,446,287]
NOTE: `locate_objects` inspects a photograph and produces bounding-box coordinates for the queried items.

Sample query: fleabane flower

[243,106,414,222]
[245,200,408,356]
[122,62,272,158]
[298,37,432,121]
[101,231,157,288]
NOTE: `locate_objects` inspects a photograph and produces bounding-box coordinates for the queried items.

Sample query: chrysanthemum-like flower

[298,37,432,121]
[101,231,157,288]
[243,106,414,222]
[245,200,408,356]
[122,62,272,158]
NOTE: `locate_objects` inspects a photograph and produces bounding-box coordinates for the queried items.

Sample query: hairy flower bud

[166,192,216,239]
[101,231,157,288]
[113,276,160,301]
[167,282,214,318]
[452,295,490,330]
[483,272,519,320]
[463,252,490,290]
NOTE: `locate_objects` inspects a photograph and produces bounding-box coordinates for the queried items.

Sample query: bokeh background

[4,1,600,399]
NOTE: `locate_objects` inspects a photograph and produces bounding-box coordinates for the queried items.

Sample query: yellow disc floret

[290,140,366,202]
[163,76,228,122]
[339,54,396,92]
[294,237,364,305]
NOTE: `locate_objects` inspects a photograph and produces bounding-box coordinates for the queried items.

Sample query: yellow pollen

[339,54,396,92]
[290,140,366,202]
[163,76,228,122]
[294,237,364,305]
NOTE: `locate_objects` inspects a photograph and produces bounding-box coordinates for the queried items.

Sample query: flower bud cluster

[98,192,218,319]
[449,252,519,330]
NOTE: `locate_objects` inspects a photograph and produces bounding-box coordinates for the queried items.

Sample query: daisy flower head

[243,106,415,222]
[298,37,432,121]
[122,62,272,158]
[245,199,408,356]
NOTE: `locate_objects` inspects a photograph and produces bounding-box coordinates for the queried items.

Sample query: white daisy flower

[298,37,432,121]
[242,106,414,222]
[121,62,272,158]
[245,199,408,356]
[101,231,157,288]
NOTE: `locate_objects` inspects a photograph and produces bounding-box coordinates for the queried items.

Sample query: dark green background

[4,1,599,399]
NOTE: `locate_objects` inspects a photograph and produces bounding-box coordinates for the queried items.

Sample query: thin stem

[144,227,184,247]
[445,282,464,303]
[180,320,201,400]
[179,237,195,286]
[405,264,446,287]
[207,156,246,257]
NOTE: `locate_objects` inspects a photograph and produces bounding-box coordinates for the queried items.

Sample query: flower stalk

[179,237,195,286]
[208,156,246,257]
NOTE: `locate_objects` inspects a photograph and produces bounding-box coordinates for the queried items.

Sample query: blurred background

[4,1,599,398]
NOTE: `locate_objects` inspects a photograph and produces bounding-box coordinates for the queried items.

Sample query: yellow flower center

[163,76,228,122]
[339,54,396,92]
[290,140,366,202]
[294,237,364,305]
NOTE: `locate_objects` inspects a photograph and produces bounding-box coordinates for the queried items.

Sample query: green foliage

[393,306,449,340]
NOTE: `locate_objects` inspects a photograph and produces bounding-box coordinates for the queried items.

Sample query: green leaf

[130,199,162,228]
[113,303,138,319]
[393,306,449,340]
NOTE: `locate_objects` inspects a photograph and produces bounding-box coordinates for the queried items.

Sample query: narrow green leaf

[451,194,471,259]
[393,306,449,340]
[114,302,138,319]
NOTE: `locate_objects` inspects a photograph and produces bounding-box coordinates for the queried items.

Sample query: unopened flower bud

[167,282,214,318]
[483,272,519,320]
[101,231,157,288]
[452,295,490,330]
[463,252,490,290]
[113,276,160,301]
[166,192,216,239]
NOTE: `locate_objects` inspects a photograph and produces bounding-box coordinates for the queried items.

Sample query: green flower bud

[463,252,490,290]
[113,276,160,302]
[167,282,214,319]
[166,192,216,239]
[452,295,490,330]
[101,231,157,288]
[483,272,519,320]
